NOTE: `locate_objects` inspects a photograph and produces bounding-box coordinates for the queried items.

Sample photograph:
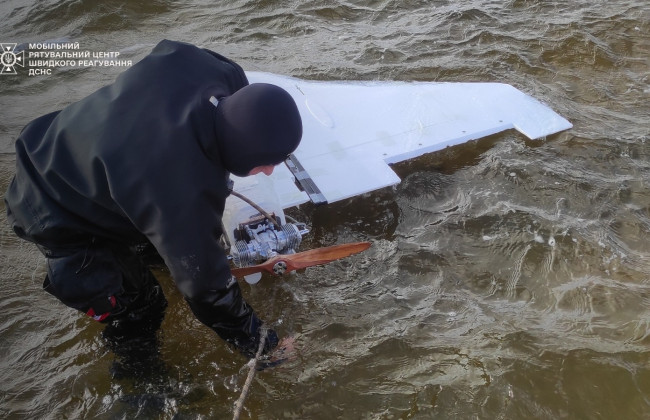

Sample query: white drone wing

[222,72,572,255]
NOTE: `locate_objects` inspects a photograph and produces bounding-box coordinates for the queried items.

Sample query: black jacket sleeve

[123,169,277,357]
[184,279,279,358]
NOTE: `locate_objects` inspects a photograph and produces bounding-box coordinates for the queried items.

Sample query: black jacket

[5,40,277,356]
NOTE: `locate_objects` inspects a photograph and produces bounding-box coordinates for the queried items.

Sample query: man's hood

[214,83,303,177]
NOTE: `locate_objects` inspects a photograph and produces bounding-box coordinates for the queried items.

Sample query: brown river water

[1,1,649,418]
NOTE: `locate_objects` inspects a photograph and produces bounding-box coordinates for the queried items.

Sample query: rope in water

[232,327,268,420]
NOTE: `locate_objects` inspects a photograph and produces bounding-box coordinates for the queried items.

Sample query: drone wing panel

[231,72,572,208]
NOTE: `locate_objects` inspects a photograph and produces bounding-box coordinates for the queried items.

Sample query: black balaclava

[214,83,303,177]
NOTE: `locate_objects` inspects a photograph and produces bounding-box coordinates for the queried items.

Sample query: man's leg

[101,247,168,379]
[42,240,168,378]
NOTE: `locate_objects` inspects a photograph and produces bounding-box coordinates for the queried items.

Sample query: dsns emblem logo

[1,43,25,75]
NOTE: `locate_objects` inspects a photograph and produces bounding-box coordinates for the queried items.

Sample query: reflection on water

[1,0,649,418]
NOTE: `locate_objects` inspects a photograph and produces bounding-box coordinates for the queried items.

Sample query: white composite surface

[229,72,573,212]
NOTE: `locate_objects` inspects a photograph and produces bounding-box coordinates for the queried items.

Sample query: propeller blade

[231,241,371,278]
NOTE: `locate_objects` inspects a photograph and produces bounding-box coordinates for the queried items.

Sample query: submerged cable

[229,190,281,230]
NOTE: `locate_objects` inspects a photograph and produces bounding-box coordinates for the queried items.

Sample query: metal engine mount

[230,213,309,268]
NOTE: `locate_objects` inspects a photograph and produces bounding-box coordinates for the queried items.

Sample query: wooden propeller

[231,241,371,278]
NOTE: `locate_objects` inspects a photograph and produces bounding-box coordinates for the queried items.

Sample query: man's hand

[275,336,295,356]
[259,336,296,370]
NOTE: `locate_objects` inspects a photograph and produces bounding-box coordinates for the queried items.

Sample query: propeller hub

[273,261,288,275]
